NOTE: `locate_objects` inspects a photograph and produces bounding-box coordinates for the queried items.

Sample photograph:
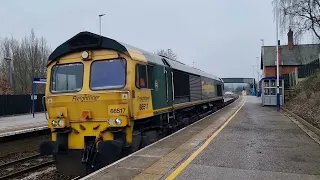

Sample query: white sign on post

[31,95,37,100]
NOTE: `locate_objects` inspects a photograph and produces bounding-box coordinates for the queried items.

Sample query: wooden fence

[297,59,320,78]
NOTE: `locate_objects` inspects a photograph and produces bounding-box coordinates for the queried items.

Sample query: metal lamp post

[99,14,105,36]
[4,57,13,89]
[256,56,260,95]
[260,39,265,57]
[260,39,264,79]
[275,0,280,111]
[252,65,255,96]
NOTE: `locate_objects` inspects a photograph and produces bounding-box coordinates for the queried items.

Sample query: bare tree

[274,0,320,42]
[156,49,178,60]
[0,73,13,95]
[0,29,51,94]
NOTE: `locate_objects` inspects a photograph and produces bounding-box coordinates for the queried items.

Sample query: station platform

[0,113,47,137]
[82,96,320,180]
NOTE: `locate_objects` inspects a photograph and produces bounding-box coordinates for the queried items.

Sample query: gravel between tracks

[0,132,76,179]
[0,134,50,165]
[13,165,75,180]
[0,155,53,178]
[0,151,39,165]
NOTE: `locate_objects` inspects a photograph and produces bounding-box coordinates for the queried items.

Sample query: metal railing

[297,59,320,78]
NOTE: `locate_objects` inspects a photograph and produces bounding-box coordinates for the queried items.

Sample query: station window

[136,64,154,89]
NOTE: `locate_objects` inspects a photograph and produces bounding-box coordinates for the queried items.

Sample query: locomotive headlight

[82,51,89,59]
[58,120,65,127]
[108,118,115,125]
[52,120,58,127]
[81,50,92,60]
[115,118,122,125]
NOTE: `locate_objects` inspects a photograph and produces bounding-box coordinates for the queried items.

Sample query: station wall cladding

[0,94,44,116]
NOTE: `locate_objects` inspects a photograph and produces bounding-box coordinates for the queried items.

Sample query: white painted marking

[132,154,162,158]
[81,97,240,180]
[117,167,141,170]
[0,126,48,138]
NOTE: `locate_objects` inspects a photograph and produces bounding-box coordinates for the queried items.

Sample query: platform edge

[281,107,320,137]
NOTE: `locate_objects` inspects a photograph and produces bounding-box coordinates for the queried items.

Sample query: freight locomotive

[40,31,225,176]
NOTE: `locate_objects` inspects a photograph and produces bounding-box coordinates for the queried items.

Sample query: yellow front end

[45,49,134,148]
[47,92,131,149]
[40,49,136,176]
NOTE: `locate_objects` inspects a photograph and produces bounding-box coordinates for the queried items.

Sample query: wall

[263,66,297,77]
[0,94,44,116]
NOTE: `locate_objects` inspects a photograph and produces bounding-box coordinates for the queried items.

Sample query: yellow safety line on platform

[165,97,247,180]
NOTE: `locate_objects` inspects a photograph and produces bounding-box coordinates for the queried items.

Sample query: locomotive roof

[48,31,221,81]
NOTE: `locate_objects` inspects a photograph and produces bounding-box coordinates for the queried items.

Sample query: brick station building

[260,29,320,77]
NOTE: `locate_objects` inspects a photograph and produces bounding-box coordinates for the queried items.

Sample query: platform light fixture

[99,14,105,36]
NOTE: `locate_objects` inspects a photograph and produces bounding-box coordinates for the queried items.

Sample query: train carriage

[40,31,224,176]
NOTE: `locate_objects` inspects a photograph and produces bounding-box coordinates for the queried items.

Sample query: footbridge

[221,78,257,96]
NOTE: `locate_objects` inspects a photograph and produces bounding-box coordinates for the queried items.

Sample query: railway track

[0,154,54,180]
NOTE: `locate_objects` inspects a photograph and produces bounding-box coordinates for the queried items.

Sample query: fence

[297,59,320,78]
[283,74,290,89]
[283,72,297,89]
[282,59,320,89]
[0,94,44,117]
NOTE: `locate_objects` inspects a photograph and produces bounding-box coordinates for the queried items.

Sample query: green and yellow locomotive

[40,32,224,176]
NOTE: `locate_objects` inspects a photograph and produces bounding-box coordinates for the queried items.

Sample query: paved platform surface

[174,96,320,180]
[0,113,47,136]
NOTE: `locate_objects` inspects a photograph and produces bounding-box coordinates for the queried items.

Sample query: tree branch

[276,0,320,42]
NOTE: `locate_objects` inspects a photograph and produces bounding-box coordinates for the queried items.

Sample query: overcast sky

[0,0,290,80]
